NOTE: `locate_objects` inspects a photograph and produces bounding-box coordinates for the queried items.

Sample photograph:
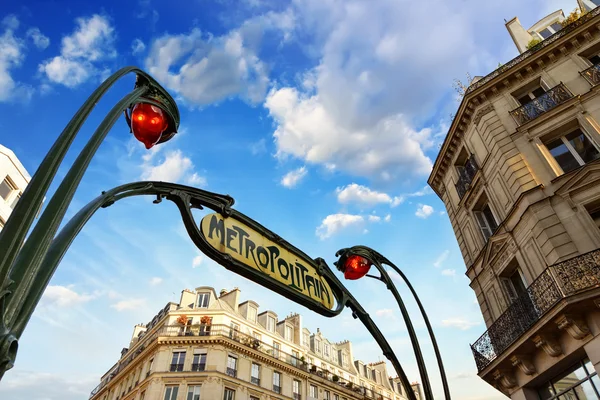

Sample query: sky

[0,0,584,399]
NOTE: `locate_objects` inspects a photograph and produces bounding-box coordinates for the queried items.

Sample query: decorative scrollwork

[509,83,573,126]
[472,249,600,372]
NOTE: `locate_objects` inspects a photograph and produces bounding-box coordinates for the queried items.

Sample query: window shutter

[501,278,518,304]
[474,211,493,240]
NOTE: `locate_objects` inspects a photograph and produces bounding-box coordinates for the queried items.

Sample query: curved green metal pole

[7,87,148,329]
[0,66,140,286]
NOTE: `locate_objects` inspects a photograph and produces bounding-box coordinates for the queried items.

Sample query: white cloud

[250,138,267,155]
[441,268,456,277]
[39,14,116,87]
[141,149,206,186]
[26,27,50,49]
[441,318,479,331]
[281,166,307,188]
[131,38,145,55]
[336,183,401,207]
[192,255,204,268]
[384,214,391,222]
[111,298,146,311]
[375,308,394,318]
[0,16,33,102]
[433,250,450,268]
[0,370,98,400]
[41,285,96,308]
[145,9,294,107]
[316,213,364,240]
[149,277,163,286]
[368,215,381,223]
[415,204,434,219]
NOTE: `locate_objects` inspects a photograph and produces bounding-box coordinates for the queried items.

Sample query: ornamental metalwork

[455,154,479,199]
[581,63,600,86]
[471,249,600,372]
[509,83,573,126]
[465,6,600,96]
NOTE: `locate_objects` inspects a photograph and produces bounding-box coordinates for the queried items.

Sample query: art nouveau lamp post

[0,67,180,380]
[335,246,451,400]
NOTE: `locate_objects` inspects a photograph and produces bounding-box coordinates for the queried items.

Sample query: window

[516,84,547,106]
[147,358,154,376]
[0,177,15,201]
[187,386,201,400]
[324,390,330,400]
[251,363,260,385]
[230,322,240,340]
[586,202,600,230]
[227,355,237,378]
[303,332,309,347]
[164,386,179,400]
[192,350,206,371]
[292,350,300,367]
[293,379,301,400]
[333,394,339,400]
[267,316,276,332]
[273,342,280,359]
[501,265,527,305]
[324,344,330,357]
[285,325,293,341]
[538,358,599,399]
[170,351,186,372]
[198,292,210,308]
[545,128,600,174]
[473,195,498,242]
[273,371,281,393]
[309,384,318,398]
[315,340,321,353]
[223,388,235,400]
[534,22,562,40]
[248,306,257,322]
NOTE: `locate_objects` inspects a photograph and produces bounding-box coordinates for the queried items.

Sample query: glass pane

[551,23,563,32]
[566,131,600,164]
[584,359,595,375]
[574,381,599,399]
[539,28,552,39]
[538,383,555,400]
[557,389,577,399]
[547,138,581,173]
[532,87,547,98]
[553,364,589,393]
[0,179,12,200]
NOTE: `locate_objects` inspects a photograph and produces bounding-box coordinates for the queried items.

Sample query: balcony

[251,376,260,385]
[293,394,301,400]
[455,154,479,199]
[471,249,600,372]
[226,367,237,378]
[273,385,281,394]
[509,83,573,126]
[581,63,600,86]
[169,363,184,372]
[191,363,205,372]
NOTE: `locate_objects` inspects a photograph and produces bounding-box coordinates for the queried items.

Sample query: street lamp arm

[11,181,235,338]
[6,86,149,328]
[336,245,451,400]
[0,67,147,286]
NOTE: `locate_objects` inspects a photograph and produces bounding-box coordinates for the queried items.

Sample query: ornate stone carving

[533,334,563,357]
[473,105,495,126]
[491,240,517,271]
[510,354,536,375]
[492,369,517,390]
[556,314,590,340]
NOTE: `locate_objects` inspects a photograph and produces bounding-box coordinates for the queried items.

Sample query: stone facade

[429,2,600,399]
[89,286,421,400]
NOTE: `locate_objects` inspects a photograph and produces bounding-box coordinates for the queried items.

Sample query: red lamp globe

[130,103,168,149]
[343,255,372,280]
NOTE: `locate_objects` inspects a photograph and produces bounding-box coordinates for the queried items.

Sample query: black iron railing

[293,393,301,400]
[226,367,237,378]
[251,376,260,385]
[581,63,600,86]
[471,249,600,371]
[191,363,205,372]
[509,83,573,126]
[273,385,281,394]
[455,154,479,199]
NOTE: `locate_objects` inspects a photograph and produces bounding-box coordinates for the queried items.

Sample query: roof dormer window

[197,292,210,308]
[534,22,562,39]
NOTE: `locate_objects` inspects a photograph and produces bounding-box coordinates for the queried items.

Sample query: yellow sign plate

[200,213,334,310]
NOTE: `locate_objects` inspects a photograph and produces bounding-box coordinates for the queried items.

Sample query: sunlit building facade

[429,1,600,399]
[88,286,422,400]
[0,144,31,231]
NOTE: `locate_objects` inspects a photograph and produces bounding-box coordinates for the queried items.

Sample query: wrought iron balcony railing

[226,367,237,378]
[509,83,573,126]
[471,249,600,372]
[581,63,600,86]
[273,385,281,394]
[455,154,479,199]
[251,376,260,385]
[191,363,205,372]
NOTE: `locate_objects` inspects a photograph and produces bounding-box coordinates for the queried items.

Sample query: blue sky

[0,0,582,399]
